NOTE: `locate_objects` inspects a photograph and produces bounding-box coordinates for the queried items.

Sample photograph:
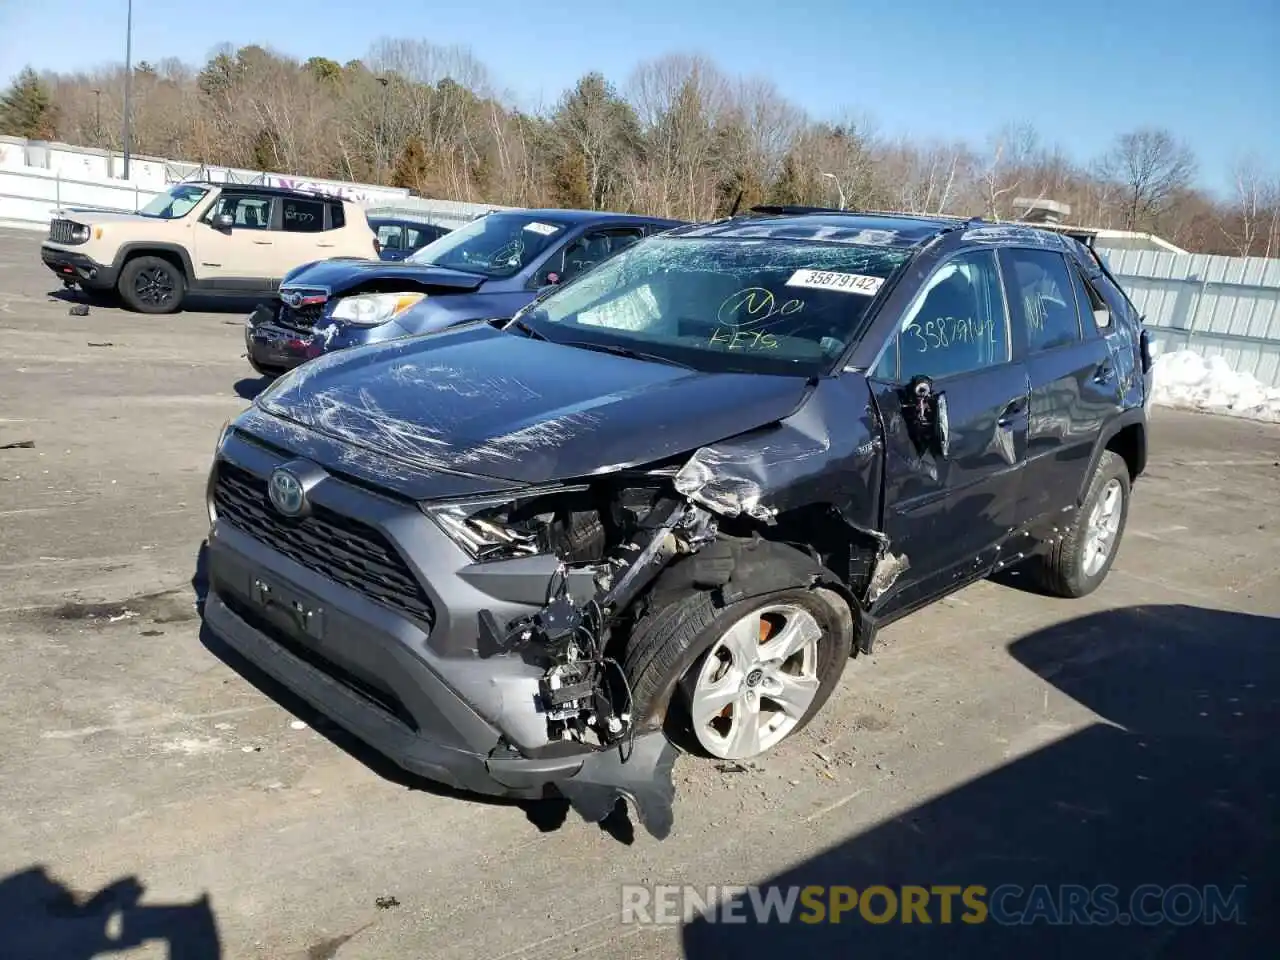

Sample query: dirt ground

[1,227,1277,959]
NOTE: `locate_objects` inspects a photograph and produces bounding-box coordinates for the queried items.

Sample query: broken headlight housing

[330,292,426,327]
[423,486,592,562]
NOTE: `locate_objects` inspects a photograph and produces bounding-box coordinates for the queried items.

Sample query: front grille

[48,218,85,245]
[213,461,435,626]
[276,287,329,332]
[275,302,324,333]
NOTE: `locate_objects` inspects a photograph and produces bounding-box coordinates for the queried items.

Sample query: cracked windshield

[522,235,911,374]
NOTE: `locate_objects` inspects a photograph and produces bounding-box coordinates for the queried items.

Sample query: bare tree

[1096,128,1197,231]
[13,41,1257,256]
[1220,156,1280,257]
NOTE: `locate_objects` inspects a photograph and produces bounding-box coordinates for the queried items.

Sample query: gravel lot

[1,226,1277,959]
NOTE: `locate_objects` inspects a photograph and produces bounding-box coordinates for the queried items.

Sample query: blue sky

[2,0,1276,195]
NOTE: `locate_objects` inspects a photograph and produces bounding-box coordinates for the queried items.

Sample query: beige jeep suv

[40,181,379,313]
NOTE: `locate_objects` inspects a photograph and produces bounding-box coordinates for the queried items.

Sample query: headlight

[423,487,589,561]
[72,224,90,242]
[330,292,425,327]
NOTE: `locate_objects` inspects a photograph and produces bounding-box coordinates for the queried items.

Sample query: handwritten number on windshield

[717,288,804,328]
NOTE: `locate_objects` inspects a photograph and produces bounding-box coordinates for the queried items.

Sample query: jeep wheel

[625,586,853,761]
[119,256,186,314]
[1036,450,1131,598]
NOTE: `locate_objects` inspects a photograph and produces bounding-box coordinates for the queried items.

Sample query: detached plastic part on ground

[1150,348,1280,423]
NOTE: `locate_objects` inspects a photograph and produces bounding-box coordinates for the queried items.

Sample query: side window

[376,223,404,250]
[559,228,645,283]
[405,225,439,250]
[208,193,272,230]
[328,202,345,230]
[1004,249,1083,352]
[886,249,1009,381]
[281,198,326,233]
[1066,262,1110,334]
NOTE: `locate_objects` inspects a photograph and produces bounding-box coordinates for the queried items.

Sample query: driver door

[866,248,1030,618]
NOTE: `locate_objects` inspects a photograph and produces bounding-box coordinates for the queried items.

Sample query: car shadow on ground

[233,376,273,401]
[0,867,221,959]
[190,542,635,842]
[47,286,265,315]
[682,603,1278,958]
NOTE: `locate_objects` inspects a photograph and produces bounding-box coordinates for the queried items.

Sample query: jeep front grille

[212,460,435,627]
[49,218,86,245]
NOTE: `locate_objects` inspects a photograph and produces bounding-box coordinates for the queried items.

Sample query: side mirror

[901,375,950,458]
[213,213,234,231]
[1093,306,1112,329]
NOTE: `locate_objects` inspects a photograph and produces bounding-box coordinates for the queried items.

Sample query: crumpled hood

[282,258,485,295]
[256,324,812,485]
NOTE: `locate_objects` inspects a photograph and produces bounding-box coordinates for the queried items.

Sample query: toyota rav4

[202,208,1153,838]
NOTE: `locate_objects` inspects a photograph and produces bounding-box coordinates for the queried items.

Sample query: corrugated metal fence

[1099,247,1280,388]
[364,197,519,231]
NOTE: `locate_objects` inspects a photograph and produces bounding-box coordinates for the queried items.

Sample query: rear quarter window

[329,202,345,230]
[281,198,326,233]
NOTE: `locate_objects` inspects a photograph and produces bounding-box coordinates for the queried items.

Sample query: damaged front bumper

[203,434,681,837]
[203,590,678,837]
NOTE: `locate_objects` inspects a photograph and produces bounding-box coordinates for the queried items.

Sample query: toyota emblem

[267,467,307,517]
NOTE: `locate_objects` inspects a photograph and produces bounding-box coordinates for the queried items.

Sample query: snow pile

[1151,349,1280,422]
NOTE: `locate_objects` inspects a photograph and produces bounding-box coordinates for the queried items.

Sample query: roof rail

[747,204,851,217]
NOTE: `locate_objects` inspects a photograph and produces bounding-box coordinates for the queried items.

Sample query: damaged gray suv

[202,207,1153,838]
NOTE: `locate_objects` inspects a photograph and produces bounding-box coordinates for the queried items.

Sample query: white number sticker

[786,269,884,296]
[523,221,559,236]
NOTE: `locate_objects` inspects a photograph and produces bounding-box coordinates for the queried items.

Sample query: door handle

[317,242,336,248]
[253,239,273,245]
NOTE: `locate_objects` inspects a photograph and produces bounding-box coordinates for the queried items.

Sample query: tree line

[2,40,1277,257]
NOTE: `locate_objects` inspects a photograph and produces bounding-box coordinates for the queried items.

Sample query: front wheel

[118,256,186,314]
[625,585,853,761]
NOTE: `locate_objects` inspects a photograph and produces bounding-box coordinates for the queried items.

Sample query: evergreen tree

[550,150,591,209]
[0,67,57,139]
[391,136,431,194]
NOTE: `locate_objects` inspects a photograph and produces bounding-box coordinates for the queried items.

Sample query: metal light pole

[377,76,389,180]
[122,0,133,179]
[822,172,846,211]
[91,89,102,144]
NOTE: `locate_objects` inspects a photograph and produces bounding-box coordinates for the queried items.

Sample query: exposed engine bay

[466,478,718,752]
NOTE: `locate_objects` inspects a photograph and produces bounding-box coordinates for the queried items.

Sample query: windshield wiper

[558,340,697,370]
[508,317,547,340]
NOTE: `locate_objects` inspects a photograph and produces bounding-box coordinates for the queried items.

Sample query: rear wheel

[625,584,853,761]
[118,256,186,314]
[1036,450,1130,598]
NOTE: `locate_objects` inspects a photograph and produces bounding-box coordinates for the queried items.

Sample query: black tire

[1036,450,1131,598]
[118,255,186,314]
[624,584,853,760]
